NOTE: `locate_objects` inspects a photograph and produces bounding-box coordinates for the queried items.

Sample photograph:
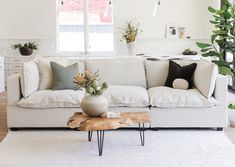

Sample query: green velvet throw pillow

[50,62,78,90]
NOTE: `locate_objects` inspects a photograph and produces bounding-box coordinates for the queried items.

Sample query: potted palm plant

[196,0,235,89]
[11,42,38,56]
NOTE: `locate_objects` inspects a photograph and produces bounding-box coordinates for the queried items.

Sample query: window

[58,0,113,53]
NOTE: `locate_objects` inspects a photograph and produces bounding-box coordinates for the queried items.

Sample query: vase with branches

[74,71,109,117]
[120,19,142,55]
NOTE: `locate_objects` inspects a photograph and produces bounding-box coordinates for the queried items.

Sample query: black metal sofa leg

[216,127,223,131]
[10,128,18,131]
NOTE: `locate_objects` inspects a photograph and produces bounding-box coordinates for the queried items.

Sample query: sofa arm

[7,74,22,105]
[214,74,228,106]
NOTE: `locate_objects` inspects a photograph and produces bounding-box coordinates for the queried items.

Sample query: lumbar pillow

[50,62,78,90]
[165,60,197,89]
[172,78,189,90]
[193,60,218,98]
[20,61,39,97]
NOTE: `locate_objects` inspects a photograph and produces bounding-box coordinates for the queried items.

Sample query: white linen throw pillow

[20,61,39,97]
[194,60,218,98]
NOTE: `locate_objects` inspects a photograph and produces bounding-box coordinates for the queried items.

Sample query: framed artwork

[166,24,179,39]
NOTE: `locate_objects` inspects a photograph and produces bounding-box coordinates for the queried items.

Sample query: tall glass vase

[127,42,135,56]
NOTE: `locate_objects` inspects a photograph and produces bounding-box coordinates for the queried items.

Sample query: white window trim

[83,0,89,54]
[57,0,114,55]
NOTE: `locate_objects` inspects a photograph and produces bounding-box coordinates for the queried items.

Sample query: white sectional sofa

[7,58,228,130]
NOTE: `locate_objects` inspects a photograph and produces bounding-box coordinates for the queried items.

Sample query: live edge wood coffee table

[67,112,150,156]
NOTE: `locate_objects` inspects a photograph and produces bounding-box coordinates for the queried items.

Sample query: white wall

[113,0,220,40]
[0,0,57,39]
[0,0,221,56]
[113,0,220,55]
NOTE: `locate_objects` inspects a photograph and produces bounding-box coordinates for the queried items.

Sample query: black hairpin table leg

[88,131,93,142]
[139,123,145,146]
[97,130,105,156]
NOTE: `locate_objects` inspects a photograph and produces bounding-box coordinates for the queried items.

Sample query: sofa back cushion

[38,60,67,90]
[145,60,169,88]
[86,60,147,88]
[193,60,218,98]
[37,59,85,90]
[145,60,218,98]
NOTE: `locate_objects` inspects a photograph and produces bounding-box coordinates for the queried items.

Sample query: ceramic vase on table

[127,42,135,56]
[81,95,108,117]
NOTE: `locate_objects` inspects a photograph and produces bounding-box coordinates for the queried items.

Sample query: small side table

[67,112,150,156]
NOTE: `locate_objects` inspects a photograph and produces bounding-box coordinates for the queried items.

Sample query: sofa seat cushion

[148,86,217,108]
[103,85,150,107]
[18,90,85,109]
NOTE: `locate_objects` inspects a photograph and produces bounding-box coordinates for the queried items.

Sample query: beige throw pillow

[38,60,67,90]
[20,61,39,97]
[194,60,218,98]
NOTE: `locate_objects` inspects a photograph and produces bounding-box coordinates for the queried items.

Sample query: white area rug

[0,130,235,167]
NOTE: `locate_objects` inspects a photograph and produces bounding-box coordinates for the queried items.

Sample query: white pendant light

[152,0,161,17]
[104,0,112,17]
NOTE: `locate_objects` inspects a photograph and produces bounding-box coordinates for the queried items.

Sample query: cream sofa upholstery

[7,58,228,129]
[148,87,217,108]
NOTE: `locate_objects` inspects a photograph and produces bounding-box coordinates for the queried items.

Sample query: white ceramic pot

[228,109,235,127]
[81,95,108,117]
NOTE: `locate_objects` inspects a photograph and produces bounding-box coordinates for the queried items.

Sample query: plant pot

[228,108,235,127]
[232,78,235,91]
[19,47,33,56]
[81,95,108,117]
[127,42,135,56]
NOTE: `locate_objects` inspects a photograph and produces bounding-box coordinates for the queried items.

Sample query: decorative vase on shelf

[81,95,108,117]
[127,42,135,56]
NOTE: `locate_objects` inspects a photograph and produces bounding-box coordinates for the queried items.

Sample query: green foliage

[196,42,212,48]
[11,42,38,50]
[196,0,235,77]
[229,104,235,110]
[74,70,108,96]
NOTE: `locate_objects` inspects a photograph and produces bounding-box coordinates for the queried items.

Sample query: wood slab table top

[67,112,150,131]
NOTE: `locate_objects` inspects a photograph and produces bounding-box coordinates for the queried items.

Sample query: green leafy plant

[196,0,235,77]
[120,19,143,44]
[74,71,108,96]
[229,104,235,110]
[11,42,38,50]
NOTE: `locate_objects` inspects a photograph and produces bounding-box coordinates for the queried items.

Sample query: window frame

[57,0,114,55]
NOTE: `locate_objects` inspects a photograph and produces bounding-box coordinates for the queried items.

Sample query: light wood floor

[0,92,235,143]
[0,92,8,142]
